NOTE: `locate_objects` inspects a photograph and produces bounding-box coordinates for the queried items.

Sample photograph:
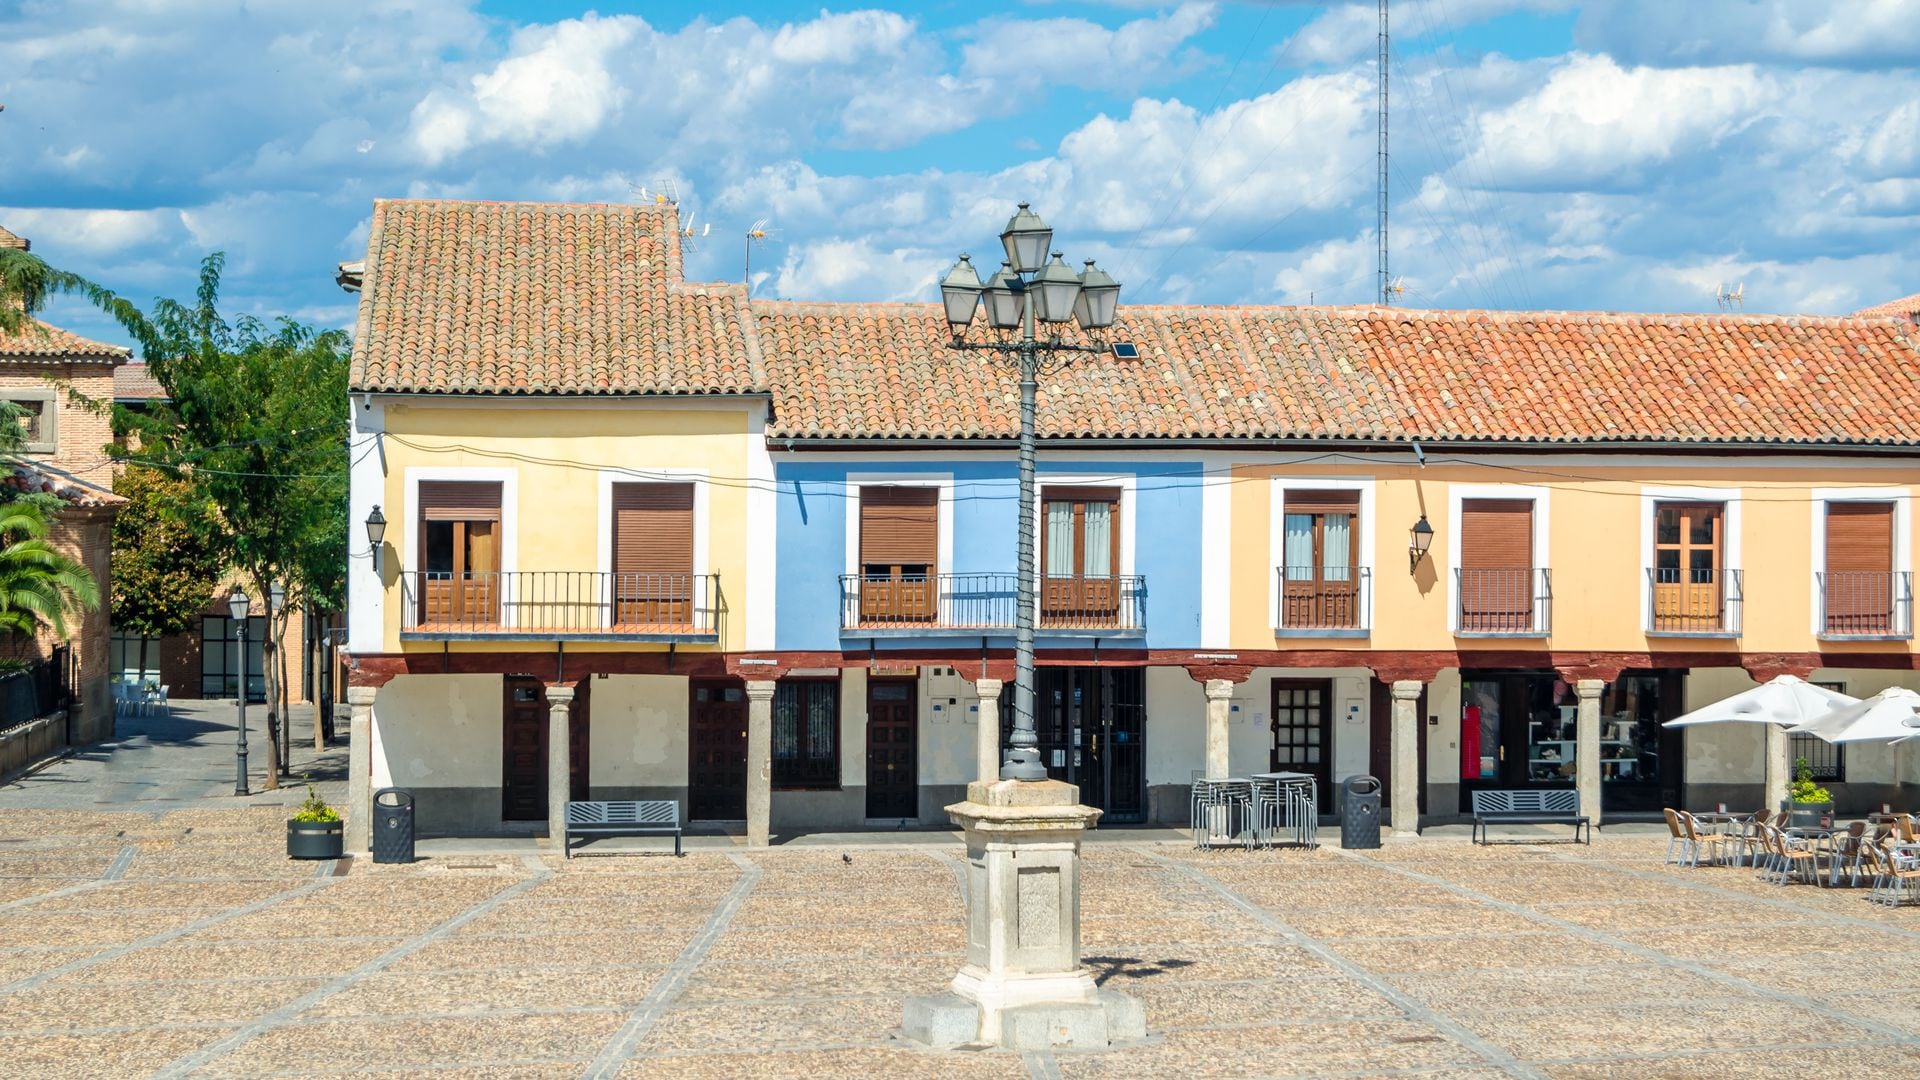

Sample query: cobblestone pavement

[2,811,1918,1079]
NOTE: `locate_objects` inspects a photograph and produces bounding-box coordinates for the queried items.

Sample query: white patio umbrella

[1789,687,1920,743]
[1663,675,1858,810]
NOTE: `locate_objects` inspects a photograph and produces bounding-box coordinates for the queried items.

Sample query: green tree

[108,467,222,682]
[0,244,143,338]
[116,254,348,787]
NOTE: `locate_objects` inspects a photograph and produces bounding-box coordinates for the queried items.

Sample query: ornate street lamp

[365,506,387,572]
[1409,516,1435,573]
[940,207,1121,782]
[228,586,251,796]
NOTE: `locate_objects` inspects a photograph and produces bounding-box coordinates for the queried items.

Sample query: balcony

[838,572,1146,636]
[1817,571,1914,640]
[1646,568,1742,636]
[400,571,723,641]
[1274,567,1371,637]
[1455,568,1552,636]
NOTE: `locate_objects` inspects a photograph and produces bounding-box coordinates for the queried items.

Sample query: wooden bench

[1470,789,1590,845]
[564,800,682,858]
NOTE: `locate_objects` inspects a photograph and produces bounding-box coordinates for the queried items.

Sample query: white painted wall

[1428,670,1463,787]
[372,674,503,788]
[1145,667,1203,787]
[840,667,868,788]
[590,674,689,787]
[916,665,974,786]
[1233,667,1374,788]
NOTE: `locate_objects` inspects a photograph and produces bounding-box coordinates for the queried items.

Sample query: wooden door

[613,483,695,627]
[865,679,918,818]
[859,486,938,622]
[421,481,503,628]
[502,677,547,820]
[568,678,591,803]
[1653,502,1723,629]
[1280,491,1360,628]
[1270,679,1333,808]
[1459,498,1533,631]
[1826,502,1895,633]
[1369,679,1428,814]
[688,680,747,820]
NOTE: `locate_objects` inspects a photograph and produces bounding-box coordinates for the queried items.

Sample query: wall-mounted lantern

[1408,515,1434,574]
[365,506,387,573]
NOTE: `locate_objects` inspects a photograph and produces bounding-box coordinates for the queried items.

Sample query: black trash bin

[371,788,415,864]
[1341,775,1382,850]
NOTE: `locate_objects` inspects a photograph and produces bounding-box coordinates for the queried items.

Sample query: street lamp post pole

[1006,292,1045,780]
[234,616,250,797]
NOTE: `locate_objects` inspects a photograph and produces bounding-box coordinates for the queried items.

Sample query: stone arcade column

[345,686,376,855]
[1390,680,1423,838]
[545,685,575,847]
[1575,679,1604,828]
[901,777,1145,1052]
[973,678,1004,783]
[1765,722,1791,815]
[745,680,776,847]
[1203,679,1234,780]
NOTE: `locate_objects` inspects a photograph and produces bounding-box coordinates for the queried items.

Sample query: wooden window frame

[772,678,841,790]
[1652,501,1724,630]
[1280,491,1360,629]
[1822,502,1896,636]
[2,390,57,454]
[417,481,503,627]
[1458,498,1536,633]
[611,481,697,627]
[858,485,939,622]
[1041,486,1122,619]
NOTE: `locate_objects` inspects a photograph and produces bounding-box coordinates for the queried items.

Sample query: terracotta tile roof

[0,317,130,362]
[113,362,167,400]
[348,200,764,395]
[0,226,27,250]
[756,302,1920,446]
[3,464,124,508]
[1854,292,1920,320]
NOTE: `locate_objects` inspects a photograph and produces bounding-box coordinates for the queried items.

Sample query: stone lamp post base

[899,777,1147,1052]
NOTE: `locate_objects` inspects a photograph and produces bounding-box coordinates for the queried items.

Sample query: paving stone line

[1023,1048,1064,1080]
[927,847,969,908]
[1549,849,1920,943]
[147,855,556,1079]
[0,876,337,998]
[577,850,764,1080]
[0,844,136,914]
[1533,1035,1913,1068]
[1137,847,1547,1080]
[1335,848,1920,1048]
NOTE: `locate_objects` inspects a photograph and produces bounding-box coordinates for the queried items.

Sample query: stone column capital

[1389,679,1424,701]
[744,680,777,701]
[974,678,1004,696]
[1573,678,1605,698]
[346,686,377,707]
[545,685,576,706]
[1203,678,1236,701]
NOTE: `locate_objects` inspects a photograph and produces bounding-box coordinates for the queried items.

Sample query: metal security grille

[1790,733,1845,783]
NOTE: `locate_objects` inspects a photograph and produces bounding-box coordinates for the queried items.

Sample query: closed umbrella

[1663,676,1858,810]
[1789,687,1920,743]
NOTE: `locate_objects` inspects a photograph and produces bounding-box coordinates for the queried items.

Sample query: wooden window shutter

[859,486,938,568]
[419,481,502,522]
[1459,499,1533,569]
[1826,503,1893,575]
[612,483,695,576]
[1043,485,1121,505]
[1283,489,1360,516]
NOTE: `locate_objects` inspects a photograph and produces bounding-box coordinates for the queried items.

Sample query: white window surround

[1267,477,1376,634]
[1030,473,1138,581]
[1638,485,1742,633]
[1808,486,1911,637]
[843,473,956,579]
[1444,484,1552,634]
[594,468,713,631]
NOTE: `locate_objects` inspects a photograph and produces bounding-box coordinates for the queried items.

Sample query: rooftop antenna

[1378,0,1391,307]
[678,212,710,252]
[1390,275,1406,300]
[652,178,680,207]
[744,219,776,293]
[1716,282,1745,310]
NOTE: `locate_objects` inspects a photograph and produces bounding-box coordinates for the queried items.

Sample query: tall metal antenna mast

[1378,0,1391,306]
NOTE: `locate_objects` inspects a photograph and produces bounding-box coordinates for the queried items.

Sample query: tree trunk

[137,636,149,686]
[279,633,290,767]
[309,604,325,752]
[254,575,281,790]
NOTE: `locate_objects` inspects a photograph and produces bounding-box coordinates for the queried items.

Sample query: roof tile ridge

[372,197,674,213]
[348,197,389,388]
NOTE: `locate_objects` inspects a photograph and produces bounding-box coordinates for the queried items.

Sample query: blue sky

[3,1,1917,349]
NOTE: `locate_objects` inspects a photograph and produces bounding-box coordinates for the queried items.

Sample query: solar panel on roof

[1110,341,1140,360]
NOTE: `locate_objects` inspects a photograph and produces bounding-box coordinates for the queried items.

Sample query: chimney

[0,226,27,251]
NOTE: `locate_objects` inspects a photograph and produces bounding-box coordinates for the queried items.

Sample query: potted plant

[1786,757,1834,829]
[287,785,344,859]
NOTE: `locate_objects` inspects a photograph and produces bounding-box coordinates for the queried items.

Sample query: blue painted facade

[773,457,1204,652]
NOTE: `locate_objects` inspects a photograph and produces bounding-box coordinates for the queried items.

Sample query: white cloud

[0,207,179,254]
[1472,54,1767,189]
[962,3,1217,92]
[1576,0,1920,67]
[770,10,913,64]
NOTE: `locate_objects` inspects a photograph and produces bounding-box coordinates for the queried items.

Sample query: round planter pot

[287,819,345,860]
[1787,802,1833,830]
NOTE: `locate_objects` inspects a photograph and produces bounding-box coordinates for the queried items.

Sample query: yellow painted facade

[1228,457,1919,658]
[371,399,757,655]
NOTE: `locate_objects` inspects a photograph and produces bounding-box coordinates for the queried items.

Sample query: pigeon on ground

[842,853,853,864]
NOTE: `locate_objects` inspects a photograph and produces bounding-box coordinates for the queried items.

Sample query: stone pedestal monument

[900,777,1146,1052]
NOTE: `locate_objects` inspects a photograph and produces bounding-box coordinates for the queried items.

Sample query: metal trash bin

[1340,775,1382,850]
[371,788,415,864]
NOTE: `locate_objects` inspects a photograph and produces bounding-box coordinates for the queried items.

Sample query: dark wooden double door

[502,677,589,821]
[866,678,917,819]
[1014,667,1146,822]
[689,680,747,820]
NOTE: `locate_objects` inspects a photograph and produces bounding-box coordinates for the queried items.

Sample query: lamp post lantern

[903,207,1144,1054]
[228,586,251,796]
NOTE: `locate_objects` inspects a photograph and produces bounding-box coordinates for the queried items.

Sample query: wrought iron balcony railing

[1817,571,1914,638]
[838,572,1145,633]
[1455,568,1552,635]
[1646,567,1742,635]
[401,571,723,638]
[1275,567,1371,633]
